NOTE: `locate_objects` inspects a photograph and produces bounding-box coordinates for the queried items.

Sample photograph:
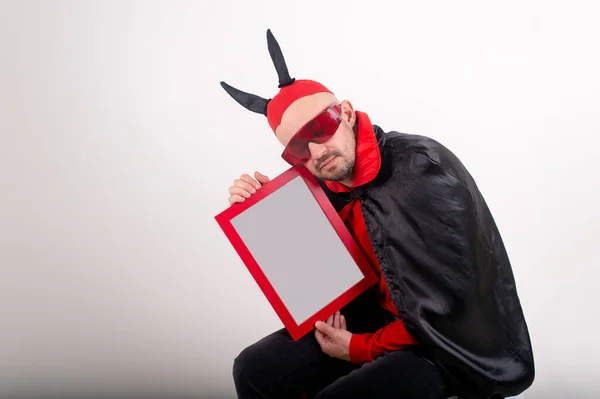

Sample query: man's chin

[308,159,354,182]
[320,169,352,183]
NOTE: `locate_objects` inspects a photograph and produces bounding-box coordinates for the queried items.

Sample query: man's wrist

[349,333,373,364]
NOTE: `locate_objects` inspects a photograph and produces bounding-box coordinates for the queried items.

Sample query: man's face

[276,93,357,184]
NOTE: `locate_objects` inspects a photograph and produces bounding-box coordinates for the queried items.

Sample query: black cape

[318,125,535,399]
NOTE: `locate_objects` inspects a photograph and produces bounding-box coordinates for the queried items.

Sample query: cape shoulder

[374,126,473,188]
[370,127,535,397]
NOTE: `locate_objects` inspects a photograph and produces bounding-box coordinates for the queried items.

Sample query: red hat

[220,30,333,134]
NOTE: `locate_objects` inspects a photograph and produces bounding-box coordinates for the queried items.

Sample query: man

[221,30,535,399]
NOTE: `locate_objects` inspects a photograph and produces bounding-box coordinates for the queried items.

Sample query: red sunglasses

[281,103,343,166]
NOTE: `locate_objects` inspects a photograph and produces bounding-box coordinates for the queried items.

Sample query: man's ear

[340,100,356,128]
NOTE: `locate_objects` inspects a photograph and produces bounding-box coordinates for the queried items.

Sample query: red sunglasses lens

[281,104,342,165]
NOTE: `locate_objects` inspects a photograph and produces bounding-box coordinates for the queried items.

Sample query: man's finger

[254,171,270,185]
[240,174,261,190]
[315,321,337,338]
[228,194,245,205]
[314,329,327,348]
[341,314,347,331]
[326,315,334,326]
[233,179,257,194]
[333,311,341,329]
[229,185,252,198]
[314,328,322,340]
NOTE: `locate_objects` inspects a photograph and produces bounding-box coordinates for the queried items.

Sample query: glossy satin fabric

[317,122,535,399]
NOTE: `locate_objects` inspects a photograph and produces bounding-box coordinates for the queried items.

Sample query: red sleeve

[348,320,418,364]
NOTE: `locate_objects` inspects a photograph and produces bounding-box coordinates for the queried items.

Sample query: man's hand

[228,171,270,205]
[314,311,352,362]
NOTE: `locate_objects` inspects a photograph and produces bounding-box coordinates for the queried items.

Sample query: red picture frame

[214,166,378,340]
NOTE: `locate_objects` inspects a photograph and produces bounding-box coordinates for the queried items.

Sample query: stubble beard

[321,156,355,182]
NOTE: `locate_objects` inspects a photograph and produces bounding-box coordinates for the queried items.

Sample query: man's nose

[308,142,326,160]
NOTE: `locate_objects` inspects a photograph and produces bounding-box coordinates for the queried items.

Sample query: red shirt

[325,111,418,364]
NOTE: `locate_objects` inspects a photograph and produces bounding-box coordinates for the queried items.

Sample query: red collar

[324,111,381,193]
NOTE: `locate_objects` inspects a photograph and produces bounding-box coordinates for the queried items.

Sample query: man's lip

[320,156,336,170]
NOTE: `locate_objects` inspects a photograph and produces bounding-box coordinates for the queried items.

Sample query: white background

[1,1,598,398]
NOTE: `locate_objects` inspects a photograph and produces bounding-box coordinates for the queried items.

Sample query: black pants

[232,290,449,399]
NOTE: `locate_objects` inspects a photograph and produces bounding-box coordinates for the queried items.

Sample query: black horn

[220,81,269,116]
[266,29,295,88]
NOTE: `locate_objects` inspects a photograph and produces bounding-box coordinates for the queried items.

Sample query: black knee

[232,329,318,398]
[233,340,276,397]
[232,344,255,389]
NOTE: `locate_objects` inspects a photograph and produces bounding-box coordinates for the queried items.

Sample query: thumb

[254,171,270,185]
[315,321,337,337]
